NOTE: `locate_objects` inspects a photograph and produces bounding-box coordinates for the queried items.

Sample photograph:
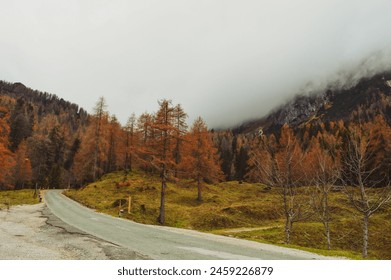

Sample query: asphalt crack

[40,206,150,260]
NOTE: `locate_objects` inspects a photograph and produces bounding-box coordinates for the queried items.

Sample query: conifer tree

[182,117,223,201]
[150,99,176,224]
[92,97,108,181]
[124,113,137,173]
[172,104,188,177]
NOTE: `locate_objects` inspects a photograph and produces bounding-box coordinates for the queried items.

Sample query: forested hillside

[215,72,391,184]
[1,72,391,258]
[2,72,391,189]
[0,81,88,189]
[0,85,221,196]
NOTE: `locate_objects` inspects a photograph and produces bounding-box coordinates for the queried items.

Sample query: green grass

[0,189,40,209]
[65,170,391,259]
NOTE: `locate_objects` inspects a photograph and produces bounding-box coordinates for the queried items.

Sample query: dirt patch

[0,203,149,260]
[222,226,282,234]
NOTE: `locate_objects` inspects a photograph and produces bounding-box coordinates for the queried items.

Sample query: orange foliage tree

[73,112,110,184]
[182,117,223,201]
[136,112,154,171]
[149,99,177,224]
[0,106,15,188]
[303,134,340,250]
[247,124,307,244]
[172,104,188,177]
[246,133,278,184]
[124,113,136,174]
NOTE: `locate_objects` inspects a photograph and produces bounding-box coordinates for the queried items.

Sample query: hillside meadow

[0,189,39,210]
[65,171,391,259]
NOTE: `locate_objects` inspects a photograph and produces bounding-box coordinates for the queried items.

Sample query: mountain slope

[0,80,90,189]
[234,72,391,135]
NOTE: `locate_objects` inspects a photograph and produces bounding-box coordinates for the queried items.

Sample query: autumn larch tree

[246,133,278,184]
[106,115,123,173]
[304,134,340,250]
[172,104,188,177]
[275,124,308,244]
[92,97,108,181]
[124,113,137,174]
[137,112,154,171]
[182,117,223,201]
[72,110,110,184]
[251,124,308,244]
[150,99,176,224]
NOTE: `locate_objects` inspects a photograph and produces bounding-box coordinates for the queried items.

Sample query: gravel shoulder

[0,203,148,260]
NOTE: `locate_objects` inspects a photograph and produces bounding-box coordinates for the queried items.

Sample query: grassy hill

[65,171,391,259]
[0,189,40,209]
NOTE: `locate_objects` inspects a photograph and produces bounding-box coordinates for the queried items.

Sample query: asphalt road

[45,190,334,260]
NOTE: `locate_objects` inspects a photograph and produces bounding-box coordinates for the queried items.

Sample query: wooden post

[128,196,132,214]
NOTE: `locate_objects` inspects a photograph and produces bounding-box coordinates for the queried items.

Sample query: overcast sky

[1,0,391,128]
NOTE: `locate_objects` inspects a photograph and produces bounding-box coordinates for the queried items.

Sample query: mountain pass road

[44,190,334,260]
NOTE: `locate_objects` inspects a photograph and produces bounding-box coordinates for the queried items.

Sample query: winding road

[45,190,333,260]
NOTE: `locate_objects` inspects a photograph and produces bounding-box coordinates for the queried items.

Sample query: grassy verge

[0,189,40,209]
[65,171,391,259]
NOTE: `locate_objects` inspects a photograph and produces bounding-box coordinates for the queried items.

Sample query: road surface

[0,203,145,259]
[45,190,334,260]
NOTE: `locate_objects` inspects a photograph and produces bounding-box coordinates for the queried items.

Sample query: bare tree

[342,124,391,258]
[92,97,108,181]
[275,126,310,244]
[309,144,340,250]
[124,113,136,175]
[248,125,310,244]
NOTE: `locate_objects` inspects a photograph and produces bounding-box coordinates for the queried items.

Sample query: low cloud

[1,0,391,128]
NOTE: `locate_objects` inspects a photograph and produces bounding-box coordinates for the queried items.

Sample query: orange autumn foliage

[181,117,223,201]
[0,106,15,187]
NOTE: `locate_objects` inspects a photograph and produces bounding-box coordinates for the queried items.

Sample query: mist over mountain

[233,69,391,135]
[216,49,391,130]
[1,1,391,128]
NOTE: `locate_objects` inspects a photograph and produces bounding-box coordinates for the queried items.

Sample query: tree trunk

[325,222,331,250]
[285,216,292,244]
[197,176,202,202]
[129,130,133,172]
[324,189,331,250]
[283,184,291,244]
[158,169,166,224]
[363,213,369,258]
[33,182,38,198]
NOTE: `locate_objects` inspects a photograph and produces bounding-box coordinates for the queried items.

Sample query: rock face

[234,71,391,135]
[272,92,330,127]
